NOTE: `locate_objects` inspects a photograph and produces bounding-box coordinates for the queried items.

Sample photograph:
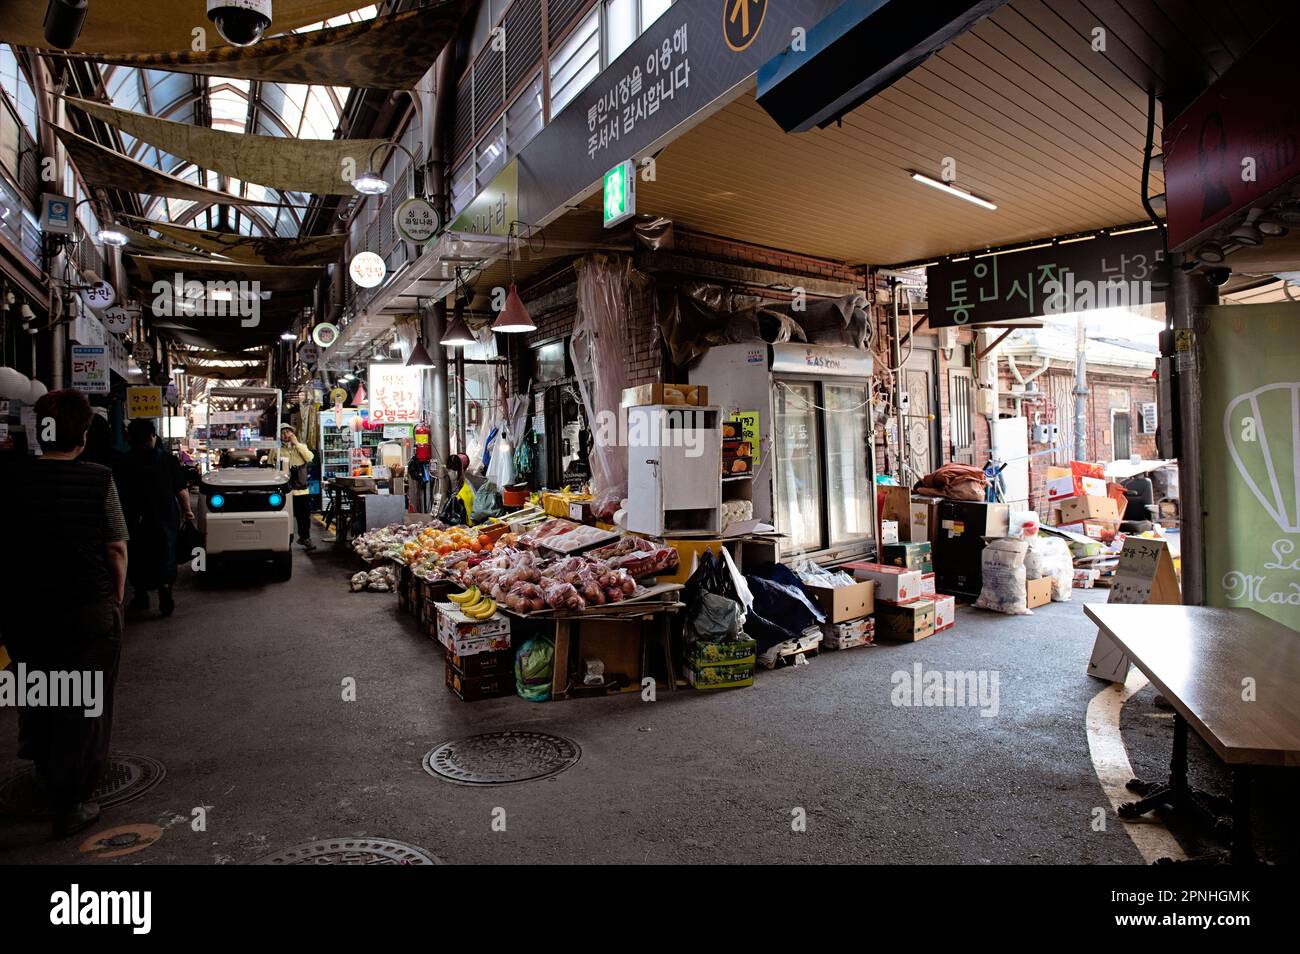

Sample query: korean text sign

[368,363,421,424]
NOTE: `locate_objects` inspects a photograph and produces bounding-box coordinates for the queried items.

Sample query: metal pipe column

[1168,256,1217,605]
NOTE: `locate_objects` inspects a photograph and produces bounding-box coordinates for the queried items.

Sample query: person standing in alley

[0,389,129,838]
[115,417,191,617]
[281,425,315,550]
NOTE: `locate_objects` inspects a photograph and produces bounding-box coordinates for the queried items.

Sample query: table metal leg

[1118,713,1246,863]
[1230,767,1254,865]
[659,613,675,692]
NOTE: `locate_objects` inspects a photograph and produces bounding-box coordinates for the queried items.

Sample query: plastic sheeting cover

[571,255,633,497]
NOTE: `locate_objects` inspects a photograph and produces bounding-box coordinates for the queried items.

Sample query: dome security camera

[206,0,272,47]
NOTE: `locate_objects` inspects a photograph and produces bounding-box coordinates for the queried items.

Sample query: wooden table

[1085,603,1300,863]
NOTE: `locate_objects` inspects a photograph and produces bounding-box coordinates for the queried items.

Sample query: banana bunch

[449,586,497,620]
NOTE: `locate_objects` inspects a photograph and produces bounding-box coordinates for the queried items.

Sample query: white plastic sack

[1036,535,1074,602]
[974,538,1031,615]
[485,430,515,487]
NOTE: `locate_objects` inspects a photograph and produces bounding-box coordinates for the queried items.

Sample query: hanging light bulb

[352,169,389,195]
[96,225,129,247]
[440,296,475,347]
[492,283,536,333]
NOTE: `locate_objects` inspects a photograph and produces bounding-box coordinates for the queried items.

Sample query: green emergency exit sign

[603,160,635,228]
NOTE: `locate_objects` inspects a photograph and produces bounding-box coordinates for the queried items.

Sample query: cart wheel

[272,552,293,581]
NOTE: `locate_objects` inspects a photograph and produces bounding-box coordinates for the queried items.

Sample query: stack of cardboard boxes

[435,603,514,701]
[686,634,758,688]
[805,577,876,649]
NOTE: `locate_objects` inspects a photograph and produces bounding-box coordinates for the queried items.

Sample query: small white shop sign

[394,197,441,243]
[71,346,110,394]
[368,362,421,424]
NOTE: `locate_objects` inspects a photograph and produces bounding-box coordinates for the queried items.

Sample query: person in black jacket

[0,389,129,838]
[115,417,192,617]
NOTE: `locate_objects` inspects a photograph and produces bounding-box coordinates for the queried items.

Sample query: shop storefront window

[825,383,872,546]
[774,381,822,554]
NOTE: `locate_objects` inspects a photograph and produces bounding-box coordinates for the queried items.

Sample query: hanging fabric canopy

[128,254,324,293]
[54,127,277,206]
[66,96,384,198]
[125,217,346,267]
[118,224,211,259]
[0,1,368,55]
[62,4,461,90]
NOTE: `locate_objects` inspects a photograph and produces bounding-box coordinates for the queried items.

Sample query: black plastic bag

[175,520,201,564]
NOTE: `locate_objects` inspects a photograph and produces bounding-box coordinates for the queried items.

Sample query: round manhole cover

[424,730,581,785]
[254,838,441,865]
[80,823,163,860]
[0,754,165,817]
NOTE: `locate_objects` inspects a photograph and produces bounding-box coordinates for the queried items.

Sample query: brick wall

[996,365,1158,514]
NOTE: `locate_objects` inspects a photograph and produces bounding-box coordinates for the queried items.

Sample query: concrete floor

[0,541,1291,865]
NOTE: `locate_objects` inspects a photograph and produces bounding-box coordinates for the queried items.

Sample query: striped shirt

[104,476,129,543]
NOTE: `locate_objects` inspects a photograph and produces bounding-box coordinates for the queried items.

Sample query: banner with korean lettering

[926,230,1167,328]
[368,363,422,425]
[517,0,840,222]
[71,346,110,394]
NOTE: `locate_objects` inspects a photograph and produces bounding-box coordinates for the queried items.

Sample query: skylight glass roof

[95,5,377,238]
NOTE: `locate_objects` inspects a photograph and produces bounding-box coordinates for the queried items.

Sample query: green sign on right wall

[1201,303,1300,631]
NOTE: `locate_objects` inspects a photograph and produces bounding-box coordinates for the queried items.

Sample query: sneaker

[300,539,316,551]
[51,801,101,839]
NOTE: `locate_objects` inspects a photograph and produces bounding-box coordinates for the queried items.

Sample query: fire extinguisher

[414,421,431,462]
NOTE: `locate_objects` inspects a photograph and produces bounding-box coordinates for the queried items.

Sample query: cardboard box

[1058,495,1121,524]
[620,383,708,408]
[881,541,933,573]
[435,602,512,656]
[844,562,923,604]
[909,498,938,544]
[686,661,754,689]
[1026,577,1052,609]
[687,635,757,669]
[1047,474,1107,500]
[446,646,513,678]
[445,662,514,701]
[820,616,874,650]
[875,599,936,642]
[568,501,593,523]
[1060,519,1119,542]
[921,573,936,597]
[880,520,899,545]
[806,579,875,623]
[878,485,912,541]
[933,594,956,633]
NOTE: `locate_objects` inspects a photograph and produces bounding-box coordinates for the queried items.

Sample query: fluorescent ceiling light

[910,172,997,211]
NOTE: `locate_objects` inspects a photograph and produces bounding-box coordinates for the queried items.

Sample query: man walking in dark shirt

[0,389,128,837]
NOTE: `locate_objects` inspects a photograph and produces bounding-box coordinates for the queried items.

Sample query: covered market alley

[0,0,1296,908]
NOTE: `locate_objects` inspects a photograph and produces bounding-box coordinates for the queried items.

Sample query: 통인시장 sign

[927,230,1166,328]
